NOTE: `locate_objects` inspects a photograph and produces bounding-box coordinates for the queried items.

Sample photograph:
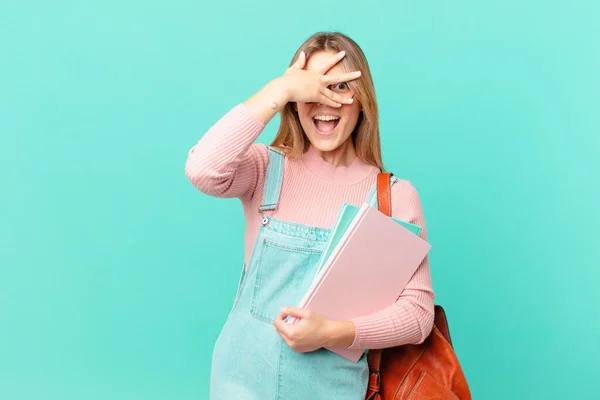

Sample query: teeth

[313,115,340,121]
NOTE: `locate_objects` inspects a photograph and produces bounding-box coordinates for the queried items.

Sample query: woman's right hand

[280,51,362,108]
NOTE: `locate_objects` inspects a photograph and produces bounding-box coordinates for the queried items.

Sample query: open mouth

[312,115,340,136]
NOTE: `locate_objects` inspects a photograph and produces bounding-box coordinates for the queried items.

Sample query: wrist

[243,77,290,124]
[323,320,356,348]
[268,76,292,105]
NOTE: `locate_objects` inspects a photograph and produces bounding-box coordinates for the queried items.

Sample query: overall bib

[210,147,399,400]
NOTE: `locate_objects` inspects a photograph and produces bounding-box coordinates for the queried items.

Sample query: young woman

[185,31,435,400]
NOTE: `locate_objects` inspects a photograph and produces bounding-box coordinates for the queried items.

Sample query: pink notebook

[292,203,431,362]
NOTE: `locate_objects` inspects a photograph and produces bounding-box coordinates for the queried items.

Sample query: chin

[308,136,343,153]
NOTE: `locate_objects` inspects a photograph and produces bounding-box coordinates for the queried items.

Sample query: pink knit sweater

[185,103,435,350]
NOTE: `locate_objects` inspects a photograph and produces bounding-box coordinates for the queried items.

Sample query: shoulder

[389,178,426,223]
[245,143,269,167]
[390,178,421,202]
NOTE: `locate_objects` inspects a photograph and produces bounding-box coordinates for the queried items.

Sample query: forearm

[348,277,435,350]
[243,77,291,125]
[323,320,356,348]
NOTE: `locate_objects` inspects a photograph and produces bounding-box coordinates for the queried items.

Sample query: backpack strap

[366,348,383,399]
[377,173,393,216]
[365,172,393,399]
[365,172,398,209]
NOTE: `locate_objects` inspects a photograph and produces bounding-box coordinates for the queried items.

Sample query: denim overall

[210,147,399,400]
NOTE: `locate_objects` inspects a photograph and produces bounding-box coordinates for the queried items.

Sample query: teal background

[1,0,598,398]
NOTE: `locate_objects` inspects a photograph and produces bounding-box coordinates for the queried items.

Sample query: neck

[312,140,357,167]
[301,140,376,185]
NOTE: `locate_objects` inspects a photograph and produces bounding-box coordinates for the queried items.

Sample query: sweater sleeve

[347,180,435,350]
[184,103,269,201]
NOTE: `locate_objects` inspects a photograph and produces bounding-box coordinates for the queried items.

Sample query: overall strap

[365,172,399,209]
[258,147,285,212]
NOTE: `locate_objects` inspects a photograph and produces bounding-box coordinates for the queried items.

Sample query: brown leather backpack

[365,173,471,400]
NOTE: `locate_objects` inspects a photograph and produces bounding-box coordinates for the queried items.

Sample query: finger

[318,93,343,108]
[292,51,306,69]
[273,311,286,324]
[317,50,346,74]
[273,310,295,328]
[322,70,362,85]
[274,316,295,338]
[273,313,287,334]
[321,87,354,105]
[282,306,311,320]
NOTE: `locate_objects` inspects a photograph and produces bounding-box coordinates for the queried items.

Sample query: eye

[328,82,350,93]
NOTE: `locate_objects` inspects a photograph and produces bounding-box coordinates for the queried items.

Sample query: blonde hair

[270,31,385,172]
